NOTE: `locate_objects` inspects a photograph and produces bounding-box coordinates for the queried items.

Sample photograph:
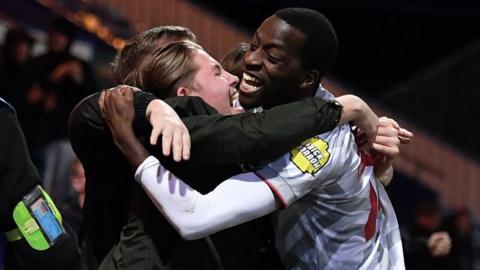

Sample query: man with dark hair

[239,8,338,110]
[105,8,408,269]
[237,8,405,269]
[275,8,338,77]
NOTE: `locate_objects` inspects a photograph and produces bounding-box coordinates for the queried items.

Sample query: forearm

[176,96,342,166]
[111,126,149,170]
[136,156,278,240]
[375,165,394,186]
[336,94,370,124]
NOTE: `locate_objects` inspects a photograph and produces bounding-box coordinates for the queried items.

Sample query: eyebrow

[253,31,285,50]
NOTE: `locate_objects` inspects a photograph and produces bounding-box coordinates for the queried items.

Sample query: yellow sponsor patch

[290,137,330,175]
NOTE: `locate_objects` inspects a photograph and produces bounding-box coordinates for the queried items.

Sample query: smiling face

[239,15,309,109]
[187,49,239,115]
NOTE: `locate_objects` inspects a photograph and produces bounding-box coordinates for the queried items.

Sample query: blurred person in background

[0,28,34,108]
[60,157,98,269]
[443,207,480,270]
[31,18,97,204]
[220,42,249,80]
[0,28,49,176]
[403,200,452,269]
[60,158,86,237]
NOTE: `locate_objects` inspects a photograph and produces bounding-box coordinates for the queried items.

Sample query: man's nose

[244,49,262,69]
[228,73,239,87]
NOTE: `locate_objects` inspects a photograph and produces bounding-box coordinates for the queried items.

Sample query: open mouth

[239,72,263,93]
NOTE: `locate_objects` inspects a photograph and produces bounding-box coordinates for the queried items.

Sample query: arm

[79,85,382,168]
[99,91,278,240]
[136,156,277,240]
[0,100,42,231]
[72,87,343,167]
[146,93,379,166]
[336,94,378,149]
[145,94,345,166]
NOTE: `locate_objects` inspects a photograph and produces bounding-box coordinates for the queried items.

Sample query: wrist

[111,125,135,147]
[146,99,166,122]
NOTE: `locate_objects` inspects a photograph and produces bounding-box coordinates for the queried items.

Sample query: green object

[12,200,50,250]
[7,185,64,251]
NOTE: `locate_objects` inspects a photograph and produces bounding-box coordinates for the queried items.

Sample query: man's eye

[267,54,281,64]
[249,43,257,51]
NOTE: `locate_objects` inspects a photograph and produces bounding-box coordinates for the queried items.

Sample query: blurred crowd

[0,18,95,204]
[0,17,479,270]
[0,19,96,269]
[403,200,480,269]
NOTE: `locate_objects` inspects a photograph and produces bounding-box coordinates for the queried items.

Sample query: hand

[50,60,84,83]
[98,86,135,141]
[99,85,151,170]
[427,231,452,257]
[371,117,401,161]
[146,99,191,162]
[370,117,413,185]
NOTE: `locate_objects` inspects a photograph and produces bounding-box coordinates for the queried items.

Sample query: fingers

[372,142,399,158]
[150,126,161,145]
[160,126,190,162]
[378,116,400,129]
[124,86,134,102]
[374,134,400,148]
[162,129,173,157]
[399,128,414,144]
[182,132,191,160]
[172,128,184,162]
[378,116,414,144]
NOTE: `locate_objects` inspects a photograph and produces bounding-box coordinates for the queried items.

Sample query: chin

[239,95,260,109]
[239,90,263,109]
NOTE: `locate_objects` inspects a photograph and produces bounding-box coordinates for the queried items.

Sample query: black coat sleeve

[178,96,342,166]
[0,100,41,232]
[73,91,342,167]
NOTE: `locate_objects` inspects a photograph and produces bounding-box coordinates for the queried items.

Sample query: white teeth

[242,73,262,86]
[240,79,261,93]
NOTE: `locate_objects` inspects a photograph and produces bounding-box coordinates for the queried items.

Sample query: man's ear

[176,87,192,96]
[299,70,320,90]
